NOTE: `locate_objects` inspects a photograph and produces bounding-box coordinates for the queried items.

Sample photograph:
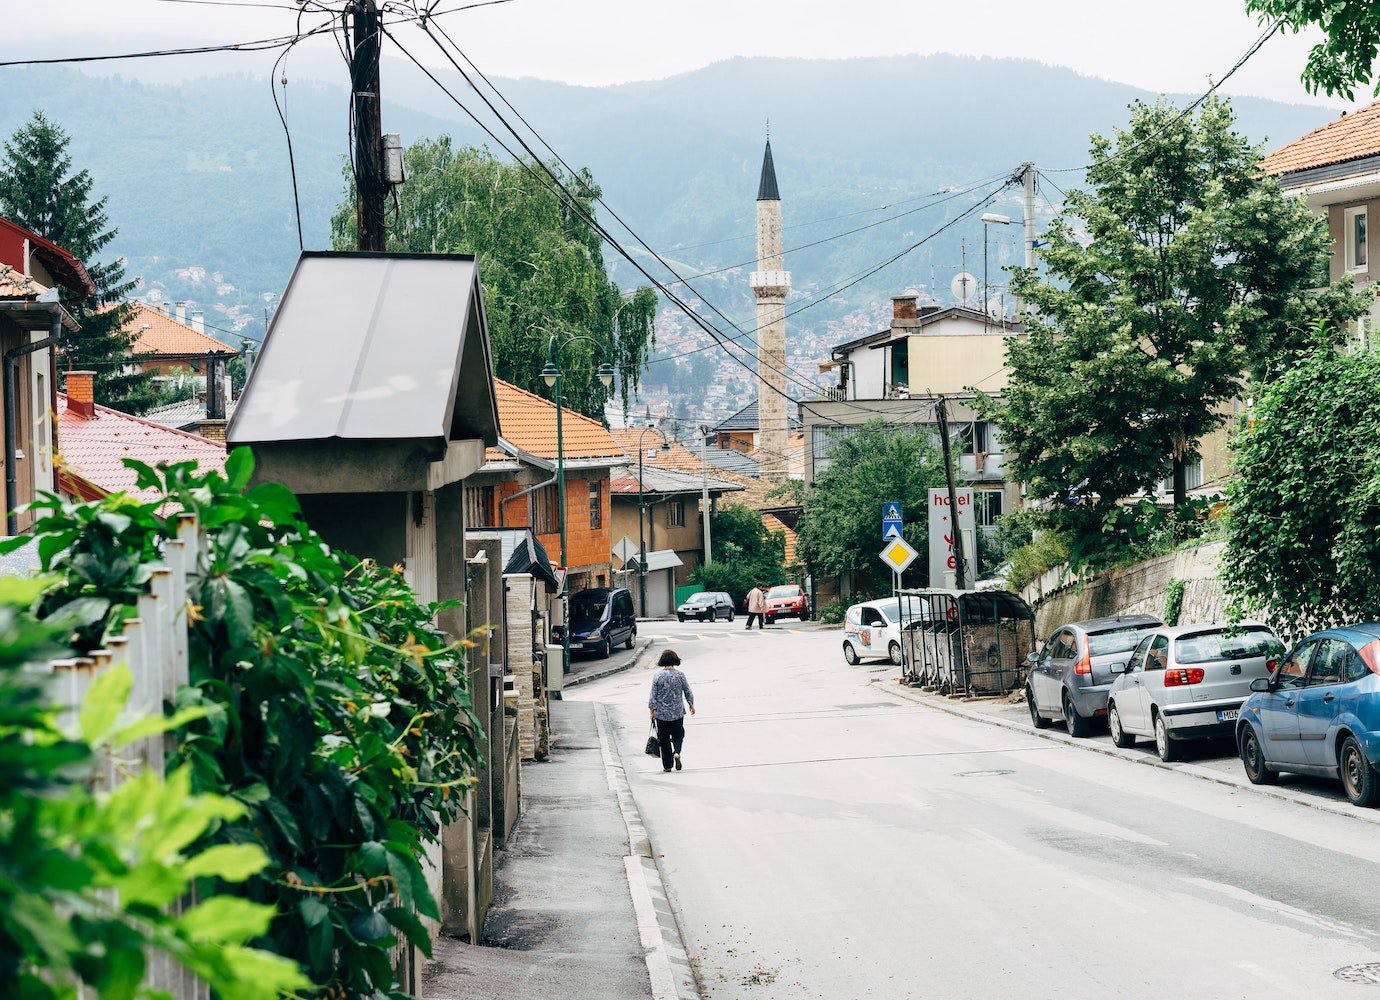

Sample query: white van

[842,597,927,666]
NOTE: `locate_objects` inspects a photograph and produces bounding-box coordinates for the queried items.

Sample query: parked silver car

[1107,623,1284,762]
[1027,615,1162,737]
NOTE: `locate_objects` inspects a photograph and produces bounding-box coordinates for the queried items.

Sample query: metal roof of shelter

[229,252,499,454]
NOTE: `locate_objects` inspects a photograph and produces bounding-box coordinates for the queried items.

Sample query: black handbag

[644,723,660,757]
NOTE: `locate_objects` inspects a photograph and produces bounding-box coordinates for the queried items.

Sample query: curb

[594,702,701,1000]
[874,679,1380,827]
[564,639,655,688]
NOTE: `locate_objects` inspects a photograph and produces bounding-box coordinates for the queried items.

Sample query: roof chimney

[66,371,97,419]
[175,301,187,324]
[892,294,919,322]
[192,310,205,334]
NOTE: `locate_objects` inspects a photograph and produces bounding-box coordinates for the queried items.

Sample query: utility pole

[699,425,712,565]
[935,395,968,590]
[351,0,386,251]
[1021,161,1037,270]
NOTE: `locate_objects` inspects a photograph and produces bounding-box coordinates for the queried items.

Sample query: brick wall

[493,471,612,574]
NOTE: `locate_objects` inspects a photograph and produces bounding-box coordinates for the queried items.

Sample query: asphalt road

[570,619,1380,1000]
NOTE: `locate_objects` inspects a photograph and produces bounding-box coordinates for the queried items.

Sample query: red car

[763,584,808,623]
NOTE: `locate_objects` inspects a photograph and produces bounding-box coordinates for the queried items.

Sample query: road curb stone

[595,702,701,1000]
[873,678,1380,827]
[565,638,655,688]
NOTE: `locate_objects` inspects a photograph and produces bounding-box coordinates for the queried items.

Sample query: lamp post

[980,212,1012,331]
[698,424,713,565]
[540,335,615,671]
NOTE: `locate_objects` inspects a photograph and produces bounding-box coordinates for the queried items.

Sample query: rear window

[1175,628,1284,664]
[768,586,800,598]
[1088,625,1159,656]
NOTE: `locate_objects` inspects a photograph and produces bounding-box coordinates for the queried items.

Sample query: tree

[981,98,1366,564]
[331,138,655,420]
[1223,346,1380,638]
[0,113,153,413]
[795,421,948,596]
[690,504,787,603]
[1247,1,1380,98]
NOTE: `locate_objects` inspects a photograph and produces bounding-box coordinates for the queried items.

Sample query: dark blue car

[1237,623,1380,806]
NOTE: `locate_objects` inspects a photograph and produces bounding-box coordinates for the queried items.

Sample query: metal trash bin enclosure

[899,589,1036,695]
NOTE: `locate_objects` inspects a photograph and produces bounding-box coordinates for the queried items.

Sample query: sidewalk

[564,636,654,688]
[422,699,697,1000]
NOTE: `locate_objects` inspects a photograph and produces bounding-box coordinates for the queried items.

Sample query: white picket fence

[47,512,209,1000]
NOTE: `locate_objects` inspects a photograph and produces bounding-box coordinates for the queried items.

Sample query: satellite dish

[986,296,1005,320]
[950,272,978,304]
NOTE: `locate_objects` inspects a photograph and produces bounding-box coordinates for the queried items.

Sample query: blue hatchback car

[1236,623,1380,806]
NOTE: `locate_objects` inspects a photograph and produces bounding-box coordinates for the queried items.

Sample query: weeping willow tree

[331,137,655,419]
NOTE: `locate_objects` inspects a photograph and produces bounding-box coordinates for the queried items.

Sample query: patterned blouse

[649,667,694,721]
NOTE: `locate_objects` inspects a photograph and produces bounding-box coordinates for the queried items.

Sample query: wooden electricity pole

[351,0,386,251]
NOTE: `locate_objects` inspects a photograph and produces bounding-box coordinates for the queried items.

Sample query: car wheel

[1108,702,1135,748]
[625,630,635,651]
[1340,735,1380,807]
[727,610,734,622]
[843,642,860,666]
[766,615,776,625]
[888,641,902,666]
[600,638,611,660]
[677,614,685,623]
[1153,712,1179,762]
[701,612,710,622]
[1239,727,1277,785]
[1027,687,1050,730]
[1063,693,1092,739]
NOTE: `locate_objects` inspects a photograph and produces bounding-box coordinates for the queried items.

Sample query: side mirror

[1249,677,1272,693]
[1110,662,1126,675]
[1026,651,1040,664]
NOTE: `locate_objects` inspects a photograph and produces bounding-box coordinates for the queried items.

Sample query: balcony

[959,452,1007,480]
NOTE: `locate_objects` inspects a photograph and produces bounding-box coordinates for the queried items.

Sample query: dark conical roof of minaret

[757,140,780,201]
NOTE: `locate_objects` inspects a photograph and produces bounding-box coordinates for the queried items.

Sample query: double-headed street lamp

[980,212,1012,329]
[540,333,615,671]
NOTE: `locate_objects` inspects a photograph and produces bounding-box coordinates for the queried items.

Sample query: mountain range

[0,52,1340,353]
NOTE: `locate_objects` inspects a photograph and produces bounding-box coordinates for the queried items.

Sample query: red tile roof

[1262,101,1380,176]
[57,393,226,504]
[124,303,236,357]
[488,379,625,462]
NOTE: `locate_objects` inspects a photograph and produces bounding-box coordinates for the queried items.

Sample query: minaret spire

[750,137,790,483]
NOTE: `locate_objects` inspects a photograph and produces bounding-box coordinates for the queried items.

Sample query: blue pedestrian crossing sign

[881,502,903,541]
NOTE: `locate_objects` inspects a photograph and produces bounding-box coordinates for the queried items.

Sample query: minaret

[750,138,790,484]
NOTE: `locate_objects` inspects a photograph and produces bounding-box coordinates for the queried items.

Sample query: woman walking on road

[649,649,695,772]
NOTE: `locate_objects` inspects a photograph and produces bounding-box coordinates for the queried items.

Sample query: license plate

[1217,709,1239,722]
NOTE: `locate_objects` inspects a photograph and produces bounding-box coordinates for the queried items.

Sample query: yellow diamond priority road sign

[879,537,919,575]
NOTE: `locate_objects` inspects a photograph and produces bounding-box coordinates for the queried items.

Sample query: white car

[842,597,927,666]
[1105,622,1285,762]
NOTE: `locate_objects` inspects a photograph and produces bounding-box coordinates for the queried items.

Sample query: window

[1125,635,1153,673]
[1347,206,1369,271]
[588,480,603,530]
[975,490,1004,528]
[464,484,495,528]
[1308,639,1349,686]
[1345,645,1371,684]
[666,500,685,527]
[1089,625,1160,657]
[1145,634,1169,671]
[1157,457,1204,495]
[1049,631,1077,660]
[1275,641,1315,690]
[1174,627,1283,664]
[535,484,559,535]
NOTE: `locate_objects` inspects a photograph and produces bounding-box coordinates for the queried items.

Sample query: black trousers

[744,612,763,629]
[656,716,685,770]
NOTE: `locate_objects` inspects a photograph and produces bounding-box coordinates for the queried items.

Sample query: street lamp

[980,212,1012,330]
[541,332,615,671]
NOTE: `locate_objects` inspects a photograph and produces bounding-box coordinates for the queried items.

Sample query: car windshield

[1175,628,1284,664]
[686,593,712,603]
[1087,625,1158,656]
[569,597,607,623]
[768,586,798,598]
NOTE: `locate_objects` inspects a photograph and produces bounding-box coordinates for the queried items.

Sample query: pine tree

[0,112,153,413]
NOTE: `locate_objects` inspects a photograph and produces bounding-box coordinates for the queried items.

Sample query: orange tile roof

[610,427,704,472]
[490,379,625,462]
[123,303,237,357]
[1262,101,1380,176]
[57,394,226,504]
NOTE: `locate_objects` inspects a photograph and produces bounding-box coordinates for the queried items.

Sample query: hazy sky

[24,0,1368,109]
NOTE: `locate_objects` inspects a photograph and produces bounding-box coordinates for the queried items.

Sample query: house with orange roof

[1263,101,1380,343]
[56,371,226,505]
[123,301,237,377]
[0,217,92,533]
[464,379,627,594]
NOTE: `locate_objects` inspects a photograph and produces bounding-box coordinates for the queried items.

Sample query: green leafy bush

[1163,578,1186,627]
[0,578,308,999]
[10,450,482,997]
[817,598,846,625]
[1004,531,1071,592]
